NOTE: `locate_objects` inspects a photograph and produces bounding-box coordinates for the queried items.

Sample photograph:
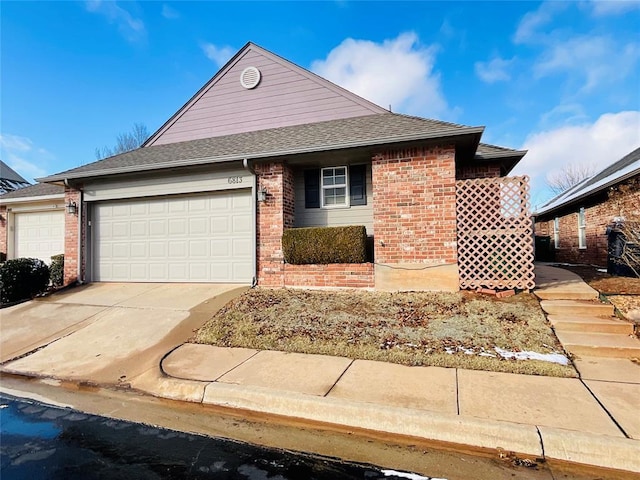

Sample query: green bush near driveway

[283,225,367,264]
[0,258,50,305]
[50,254,64,287]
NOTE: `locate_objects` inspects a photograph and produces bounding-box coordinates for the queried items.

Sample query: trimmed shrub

[0,258,50,304]
[50,254,64,287]
[283,225,367,265]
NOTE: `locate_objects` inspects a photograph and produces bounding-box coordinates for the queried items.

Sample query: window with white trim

[578,207,587,249]
[321,166,349,207]
[553,217,560,249]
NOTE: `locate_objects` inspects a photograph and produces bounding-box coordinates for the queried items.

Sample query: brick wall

[63,187,81,286]
[456,163,502,180]
[283,263,374,288]
[256,161,294,286]
[0,205,7,257]
[372,145,457,265]
[535,176,640,266]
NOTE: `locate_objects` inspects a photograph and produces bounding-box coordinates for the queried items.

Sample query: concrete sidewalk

[2,269,639,474]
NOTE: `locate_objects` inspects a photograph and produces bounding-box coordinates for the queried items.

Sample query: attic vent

[240,67,261,89]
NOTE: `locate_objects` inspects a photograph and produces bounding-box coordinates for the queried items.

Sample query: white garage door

[93,190,253,282]
[14,210,65,264]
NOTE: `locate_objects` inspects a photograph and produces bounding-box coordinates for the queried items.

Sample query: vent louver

[240,67,261,89]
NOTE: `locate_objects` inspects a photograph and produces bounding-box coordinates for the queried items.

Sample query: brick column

[255,162,294,286]
[372,145,459,291]
[0,205,7,259]
[63,187,81,286]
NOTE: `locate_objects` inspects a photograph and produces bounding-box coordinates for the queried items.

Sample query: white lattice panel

[456,176,535,290]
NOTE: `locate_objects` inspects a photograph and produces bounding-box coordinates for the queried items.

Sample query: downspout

[243,158,258,287]
[64,178,84,285]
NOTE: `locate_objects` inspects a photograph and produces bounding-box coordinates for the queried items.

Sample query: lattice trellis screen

[456,176,535,290]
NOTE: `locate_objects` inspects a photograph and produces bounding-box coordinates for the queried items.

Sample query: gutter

[37,126,484,183]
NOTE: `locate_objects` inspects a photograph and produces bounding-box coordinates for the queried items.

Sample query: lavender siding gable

[147,44,386,146]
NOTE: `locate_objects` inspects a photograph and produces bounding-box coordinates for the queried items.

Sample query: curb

[131,373,640,474]
[202,382,543,457]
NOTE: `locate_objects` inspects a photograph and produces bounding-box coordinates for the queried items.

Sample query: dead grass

[192,289,575,377]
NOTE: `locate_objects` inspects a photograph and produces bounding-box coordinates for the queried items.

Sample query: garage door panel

[233,214,252,233]
[211,217,230,234]
[168,218,187,235]
[94,190,252,282]
[233,263,253,280]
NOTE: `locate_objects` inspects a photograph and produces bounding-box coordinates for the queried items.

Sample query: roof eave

[0,193,65,205]
[39,126,484,183]
[534,168,640,217]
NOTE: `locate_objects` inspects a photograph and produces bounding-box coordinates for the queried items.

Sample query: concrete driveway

[0,282,248,384]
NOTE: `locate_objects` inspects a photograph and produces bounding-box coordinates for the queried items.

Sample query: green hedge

[282,225,367,264]
[50,254,64,287]
[0,258,50,304]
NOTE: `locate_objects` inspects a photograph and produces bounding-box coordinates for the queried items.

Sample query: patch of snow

[596,268,607,273]
[381,469,446,480]
[478,352,497,357]
[494,347,569,365]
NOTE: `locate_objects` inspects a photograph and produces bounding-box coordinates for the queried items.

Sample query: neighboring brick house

[14,42,528,290]
[534,147,640,268]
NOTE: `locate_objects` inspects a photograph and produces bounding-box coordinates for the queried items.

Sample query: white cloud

[0,133,32,152]
[534,35,640,91]
[475,56,513,83]
[201,43,235,67]
[311,32,450,118]
[540,103,589,127]
[514,1,567,44]
[513,111,640,205]
[589,0,640,16]
[85,1,145,42]
[161,3,179,19]
[0,134,53,182]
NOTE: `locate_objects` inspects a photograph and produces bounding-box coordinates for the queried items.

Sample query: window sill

[321,204,351,210]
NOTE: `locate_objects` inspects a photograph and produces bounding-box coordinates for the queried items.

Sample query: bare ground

[192,289,575,377]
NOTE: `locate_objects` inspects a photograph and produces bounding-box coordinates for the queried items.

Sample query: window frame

[578,207,587,249]
[320,166,350,208]
[553,217,560,249]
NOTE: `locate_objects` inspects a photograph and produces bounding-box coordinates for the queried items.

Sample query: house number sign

[227,176,243,184]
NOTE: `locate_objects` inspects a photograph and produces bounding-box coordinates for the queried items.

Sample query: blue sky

[2,1,639,207]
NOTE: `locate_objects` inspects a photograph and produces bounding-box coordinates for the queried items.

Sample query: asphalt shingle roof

[40,113,483,182]
[476,143,525,157]
[536,146,640,216]
[0,182,64,200]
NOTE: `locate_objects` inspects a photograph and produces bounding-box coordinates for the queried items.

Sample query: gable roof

[144,42,387,147]
[535,146,640,216]
[0,160,31,193]
[39,113,484,182]
[0,182,64,202]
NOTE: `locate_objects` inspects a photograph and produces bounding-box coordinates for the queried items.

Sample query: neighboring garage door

[14,210,65,264]
[93,190,253,282]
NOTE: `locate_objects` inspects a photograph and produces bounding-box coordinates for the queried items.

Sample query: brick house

[1,42,530,291]
[534,147,640,268]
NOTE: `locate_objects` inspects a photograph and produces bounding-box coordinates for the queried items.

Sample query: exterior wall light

[66,201,78,215]
[257,186,267,203]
